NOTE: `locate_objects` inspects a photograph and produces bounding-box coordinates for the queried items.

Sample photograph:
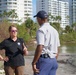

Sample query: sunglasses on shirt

[11,30,18,32]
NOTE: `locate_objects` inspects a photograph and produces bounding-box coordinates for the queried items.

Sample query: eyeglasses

[11,30,18,32]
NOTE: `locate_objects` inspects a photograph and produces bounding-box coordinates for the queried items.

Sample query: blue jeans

[34,57,58,75]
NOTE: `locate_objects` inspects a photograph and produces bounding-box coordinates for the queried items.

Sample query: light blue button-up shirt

[36,22,60,58]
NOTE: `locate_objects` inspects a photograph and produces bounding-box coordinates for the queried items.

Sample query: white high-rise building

[69,0,76,25]
[72,0,76,24]
[68,0,72,26]
[0,0,33,24]
[36,0,69,29]
[59,1,69,28]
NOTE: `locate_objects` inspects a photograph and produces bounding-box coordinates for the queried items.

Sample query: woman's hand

[0,55,4,61]
[4,56,9,62]
[0,55,9,62]
[23,43,28,56]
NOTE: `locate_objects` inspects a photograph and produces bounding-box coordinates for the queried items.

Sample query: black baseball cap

[34,10,48,19]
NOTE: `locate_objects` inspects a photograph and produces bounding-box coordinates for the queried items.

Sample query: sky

[32,0,36,21]
[32,0,36,16]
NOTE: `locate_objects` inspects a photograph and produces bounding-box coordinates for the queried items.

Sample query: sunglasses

[11,30,18,32]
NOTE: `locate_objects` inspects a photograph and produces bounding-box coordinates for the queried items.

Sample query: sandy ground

[24,52,76,75]
[0,51,76,75]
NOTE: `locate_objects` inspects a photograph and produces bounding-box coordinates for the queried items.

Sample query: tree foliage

[0,10,18,24]
[0,18,38,42]
[65,25,71,33]
[25,18,38,37]
[0,22,10,41]
[0,12,76,44]
[72,23,76,31]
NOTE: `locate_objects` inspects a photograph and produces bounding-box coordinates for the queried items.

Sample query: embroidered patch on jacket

[17,42,21,45]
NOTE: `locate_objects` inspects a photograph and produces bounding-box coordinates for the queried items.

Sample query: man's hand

[23,43,28,56]
[32,45,43,73]
[56,47,60,59]
[56,54,58,59]
[32,64,39,73]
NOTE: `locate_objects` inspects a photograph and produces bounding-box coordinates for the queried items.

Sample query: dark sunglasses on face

[11,30,18,32]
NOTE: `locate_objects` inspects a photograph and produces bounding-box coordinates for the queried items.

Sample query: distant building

[59,0,69,29]
[61,0,76,26]
[0,0,33,24]
[36,0,69,29]
[69,0,76,25]
[72,0,76,24]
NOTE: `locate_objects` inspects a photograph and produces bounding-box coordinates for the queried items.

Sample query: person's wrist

[32,62,36,65]
[23,48,27,51]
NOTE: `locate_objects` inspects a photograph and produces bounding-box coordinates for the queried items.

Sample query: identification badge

[17,42,21,45]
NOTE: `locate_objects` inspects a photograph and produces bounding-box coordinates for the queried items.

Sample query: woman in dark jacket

[0,25,28,75]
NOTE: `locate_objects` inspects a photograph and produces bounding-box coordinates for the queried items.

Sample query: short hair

[8,25,17,32]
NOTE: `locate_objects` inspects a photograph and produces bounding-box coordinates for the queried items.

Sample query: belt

[40,54,50,58]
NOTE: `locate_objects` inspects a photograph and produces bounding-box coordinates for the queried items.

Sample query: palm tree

[0,11,8,22]
[66,15,69,21]
[48,13,56,22]
[25,18,37,37]
[25,13,29,19]
[65,25,71,33]
[8,10,18,24]
[52,22,61,32]
[55,16,61,23]
[2,11,8,22]
[0,14,2,22]
[72,23,76,31]
[48,13,51,21]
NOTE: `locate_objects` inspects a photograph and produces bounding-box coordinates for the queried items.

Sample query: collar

[40,22,50,27]
[9,37,18,42]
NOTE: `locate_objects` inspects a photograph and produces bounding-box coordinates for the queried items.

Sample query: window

[25,1,27,3]
[13,2,17,4]
[42,0,43,2]
[28,1,31,3]
[4,3,7,5]
[4,0,7,1]
[28,4,31,6]
[25,4,27,6]
[8,2,12,4]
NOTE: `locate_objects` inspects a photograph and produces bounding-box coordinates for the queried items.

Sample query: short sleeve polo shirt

[0,38,25,66]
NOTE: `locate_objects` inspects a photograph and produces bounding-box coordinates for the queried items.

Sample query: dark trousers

[4,66,24,75]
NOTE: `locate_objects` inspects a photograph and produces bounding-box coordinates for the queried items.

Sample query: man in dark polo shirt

[0,25,28,75]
